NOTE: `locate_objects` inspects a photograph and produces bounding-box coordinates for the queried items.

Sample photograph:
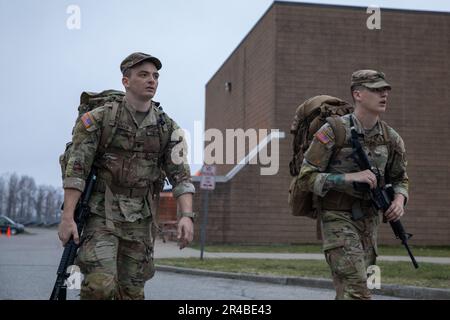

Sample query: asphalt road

[0,228,399,300]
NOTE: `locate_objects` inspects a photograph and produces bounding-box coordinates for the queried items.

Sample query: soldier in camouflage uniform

[58,52,196,300]
[298,70,409,300]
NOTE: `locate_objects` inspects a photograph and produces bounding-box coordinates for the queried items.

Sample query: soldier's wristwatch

[177,212,196,222]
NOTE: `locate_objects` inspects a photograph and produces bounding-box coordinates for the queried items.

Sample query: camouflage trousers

[320,210,380,300]
[75,214,155,300]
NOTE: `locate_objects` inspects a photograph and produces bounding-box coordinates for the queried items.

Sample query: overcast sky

[0,0,449,188]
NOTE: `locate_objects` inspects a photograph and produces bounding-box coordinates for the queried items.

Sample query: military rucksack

[288,95,354,219]
[59,90,169,196]
[59,90,124,181]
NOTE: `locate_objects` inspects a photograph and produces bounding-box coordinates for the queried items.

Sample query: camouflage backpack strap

[380,120,395,171]
[144,102,171,236]
[326,116,347,150]
[380,120,391,144]
[98,102,121,233]
[150,102,171,196]
[153,102,171,156]
[99,100,122,152]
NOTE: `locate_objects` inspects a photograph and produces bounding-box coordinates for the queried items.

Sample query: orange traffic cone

[7,226,11,238]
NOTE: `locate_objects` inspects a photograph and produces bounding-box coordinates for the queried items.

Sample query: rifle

[50,168,97,300]
[349,117,419,269]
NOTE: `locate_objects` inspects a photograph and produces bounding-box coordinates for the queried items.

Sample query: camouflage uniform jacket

[298,113,409,207]
[63,98,195,222]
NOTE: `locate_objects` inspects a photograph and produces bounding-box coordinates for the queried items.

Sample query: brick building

[158,192,177,222]
[191,1,450,246]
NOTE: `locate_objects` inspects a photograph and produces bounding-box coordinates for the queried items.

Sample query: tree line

[0,173,63,225]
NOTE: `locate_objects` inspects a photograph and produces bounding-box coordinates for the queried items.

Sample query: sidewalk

[154,240,450,265]
[154,240,450,300]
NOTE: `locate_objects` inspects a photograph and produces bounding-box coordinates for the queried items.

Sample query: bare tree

[1,172,63,225]
[25,177,37,222]
[0,177,5,215]
[43,186,54,224]
[17,176,37,222]
[17,176,27,221]
[9,175,38,223]
[6,173,19,220]
[55,192,63,222]
[39,186,62,224]
[35,185,46,224]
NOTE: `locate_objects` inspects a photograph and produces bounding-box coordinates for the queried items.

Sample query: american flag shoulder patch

[315,127,334,145]
[81,112,95,130]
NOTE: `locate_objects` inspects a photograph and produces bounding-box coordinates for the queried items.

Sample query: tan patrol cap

[351,70,391,89]
[120,52,162,74]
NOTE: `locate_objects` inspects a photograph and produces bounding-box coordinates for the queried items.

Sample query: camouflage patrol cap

[351,70,391,90]
[120,52,162,74]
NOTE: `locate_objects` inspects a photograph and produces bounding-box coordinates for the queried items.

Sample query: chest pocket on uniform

[142,126,160,153]
[114,121,136,150]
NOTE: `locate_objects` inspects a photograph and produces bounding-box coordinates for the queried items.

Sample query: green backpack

[59,90,125,181]
[59,90,169,196]
[288,95,354,219]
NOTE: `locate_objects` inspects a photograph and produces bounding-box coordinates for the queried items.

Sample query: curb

[155,265,450,300]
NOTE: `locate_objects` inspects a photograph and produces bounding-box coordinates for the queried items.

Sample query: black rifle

[50,168,97,300]
[349,118,419,269]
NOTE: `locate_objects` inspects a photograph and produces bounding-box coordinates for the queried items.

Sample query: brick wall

[196,2,450,246]
[205,7,276,176]
[158,192,177,222]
